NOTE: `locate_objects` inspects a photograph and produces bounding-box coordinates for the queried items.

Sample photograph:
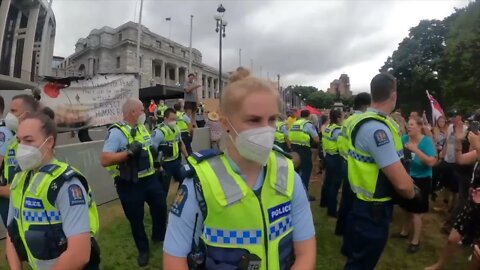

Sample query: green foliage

[381,1,480,116]
[289,85,336,109]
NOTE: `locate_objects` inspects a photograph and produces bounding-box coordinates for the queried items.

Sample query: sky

[52,0,471,93]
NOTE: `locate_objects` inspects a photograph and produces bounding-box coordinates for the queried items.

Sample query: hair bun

[229,67,251,83]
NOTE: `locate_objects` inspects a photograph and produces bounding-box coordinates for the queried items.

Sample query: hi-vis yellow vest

[289,119,312,147]
[347,111,404,202]
[337,113,362,159]
[275,121,287,144]
[188,150,296,269]
[157,105,168,117]
[322,123,341,155]
[176,111,189,133]
[106,122,155,179]
[10,159,99,269]
[157,123,181,162]
[4,139,19,184]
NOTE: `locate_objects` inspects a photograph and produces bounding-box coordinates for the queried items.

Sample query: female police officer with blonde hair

[6,112,99,270]
[163,67,316,270]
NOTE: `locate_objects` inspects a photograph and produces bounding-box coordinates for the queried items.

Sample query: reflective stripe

[275,154,288,195]
[23,210,61,223]
[350,184,374,199]
[290,140,309,146]
[29,173,47,195]
[348,149,375,163]
[207,157,244,206]
[269,215,293,241]
[203,227,262,245]
[13,207,20,219]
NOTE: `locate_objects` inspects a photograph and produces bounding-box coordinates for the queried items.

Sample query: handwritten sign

[40,75,139,131]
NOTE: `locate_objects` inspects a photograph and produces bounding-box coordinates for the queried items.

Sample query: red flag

[426,90,444,125]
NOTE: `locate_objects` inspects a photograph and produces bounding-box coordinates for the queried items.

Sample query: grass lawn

[0,179,472,270]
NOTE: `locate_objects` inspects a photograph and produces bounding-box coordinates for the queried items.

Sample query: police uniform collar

[367,108,388,117]
[37,159,59,174]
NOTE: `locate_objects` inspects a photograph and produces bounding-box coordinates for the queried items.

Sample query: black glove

[395,184,423,211]
[127,141,143,157]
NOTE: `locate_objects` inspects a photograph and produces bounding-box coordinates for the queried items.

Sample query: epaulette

[107,121,125,131]
[39,164,61,174]
[189,149,223,163]
[272,145,292,159]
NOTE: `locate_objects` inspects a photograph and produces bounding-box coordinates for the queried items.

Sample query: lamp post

[215,4,226,98]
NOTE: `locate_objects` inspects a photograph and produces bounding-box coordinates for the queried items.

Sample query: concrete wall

[0,127,212,238]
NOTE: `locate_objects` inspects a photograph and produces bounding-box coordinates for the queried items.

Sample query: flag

[165,17,171,21]
[426,90,445,125]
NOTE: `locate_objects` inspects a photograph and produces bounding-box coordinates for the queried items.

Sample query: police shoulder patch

[170,185,188,217]
[68,184,86,206]
[373,129,390,147]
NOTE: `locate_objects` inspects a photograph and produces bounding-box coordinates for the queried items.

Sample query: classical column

[175,65,179,85]
[161,60,166,85]
[0,0,12,61]
[21,4,40,80]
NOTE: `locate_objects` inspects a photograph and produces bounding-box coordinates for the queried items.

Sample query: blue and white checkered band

[203,227,262,245]
[269,215,293,241]
[23,210,61,223]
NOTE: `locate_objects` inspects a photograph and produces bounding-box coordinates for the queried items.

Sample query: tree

[441,1,480,114]
[307,90,335,109]
[380,19,448,115]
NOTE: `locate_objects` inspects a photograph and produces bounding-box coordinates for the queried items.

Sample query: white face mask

[5,112,19,131]
[137,113,146,125]
[16,139,48,171]
[228,120,275,166]
[167,121,177,128]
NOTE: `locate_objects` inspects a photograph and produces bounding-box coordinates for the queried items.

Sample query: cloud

[52,0,470,91]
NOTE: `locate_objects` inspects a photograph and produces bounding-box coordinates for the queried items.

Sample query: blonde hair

[220,67,280,115]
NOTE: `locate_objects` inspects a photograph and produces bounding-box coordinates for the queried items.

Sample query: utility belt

[187,240,263,270]
[117,149,151,184]
[352,197,393,223]
[7,219,100,264]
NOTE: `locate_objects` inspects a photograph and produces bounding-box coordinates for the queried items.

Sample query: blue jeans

[115,173,167,253]
[292,145,312,192]
[323,154,342,217]
[344,199,393,270]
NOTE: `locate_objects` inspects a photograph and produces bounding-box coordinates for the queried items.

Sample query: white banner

[40,75,139,131]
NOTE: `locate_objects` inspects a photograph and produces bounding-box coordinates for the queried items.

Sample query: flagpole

[136,0,143,73]
[188,15,193,74]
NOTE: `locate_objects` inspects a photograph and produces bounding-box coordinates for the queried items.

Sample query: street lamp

[215,4,226,98]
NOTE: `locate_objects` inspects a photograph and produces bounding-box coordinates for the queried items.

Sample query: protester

[163,67,316,270]
[183,73,201,126]
[205,111,222,150]
[426,120,480,270]
[396,116,437,253]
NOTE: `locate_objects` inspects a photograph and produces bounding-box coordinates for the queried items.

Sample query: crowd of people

[0,68,479,270]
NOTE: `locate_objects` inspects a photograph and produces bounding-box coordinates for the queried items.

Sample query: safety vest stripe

[269,215,293,241]
[275,155,289,195]
[203,227,263,245]
[29,173,47,194]
[207,157,244,206]
[348,150,375,163]
[23,210,61,223]
[350,184,374,199]
[13,207,20,219]
[290,140,309,146]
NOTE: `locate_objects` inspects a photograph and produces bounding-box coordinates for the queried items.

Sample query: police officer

[163,67,316,270]
[174,103,193,155]
[151,108,189,195]
[156,100,168,124]
[289,109,320,200]
[0,94,40,226]
[275,115,291,152]
[100,98,165,267]
[335,93,371,239]
[320,109,343,217]
[6,113,100,270]
[343,73,421,269]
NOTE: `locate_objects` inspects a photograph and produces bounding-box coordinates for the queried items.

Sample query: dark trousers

[196,120,205,128]
[321,153,342,216]
[181,132,193,155]
[0,197,9,226]
[344,198,393,270]
[336,159,354,236]
[162,158,184,196]
[445,164,470,227]
[115,174,167,253]
[292,145,312,192]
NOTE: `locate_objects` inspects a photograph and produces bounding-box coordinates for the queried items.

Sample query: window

[156,40,161,48]
[116,57,120,68]
[182,50,186,58]
[170,45,175,53]
[118,32,122,42]
[139,56,142,68]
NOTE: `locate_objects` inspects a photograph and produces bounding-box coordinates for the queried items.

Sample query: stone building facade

[54,21,227,100]
[0,0,55,89]
[327,74,352,98]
